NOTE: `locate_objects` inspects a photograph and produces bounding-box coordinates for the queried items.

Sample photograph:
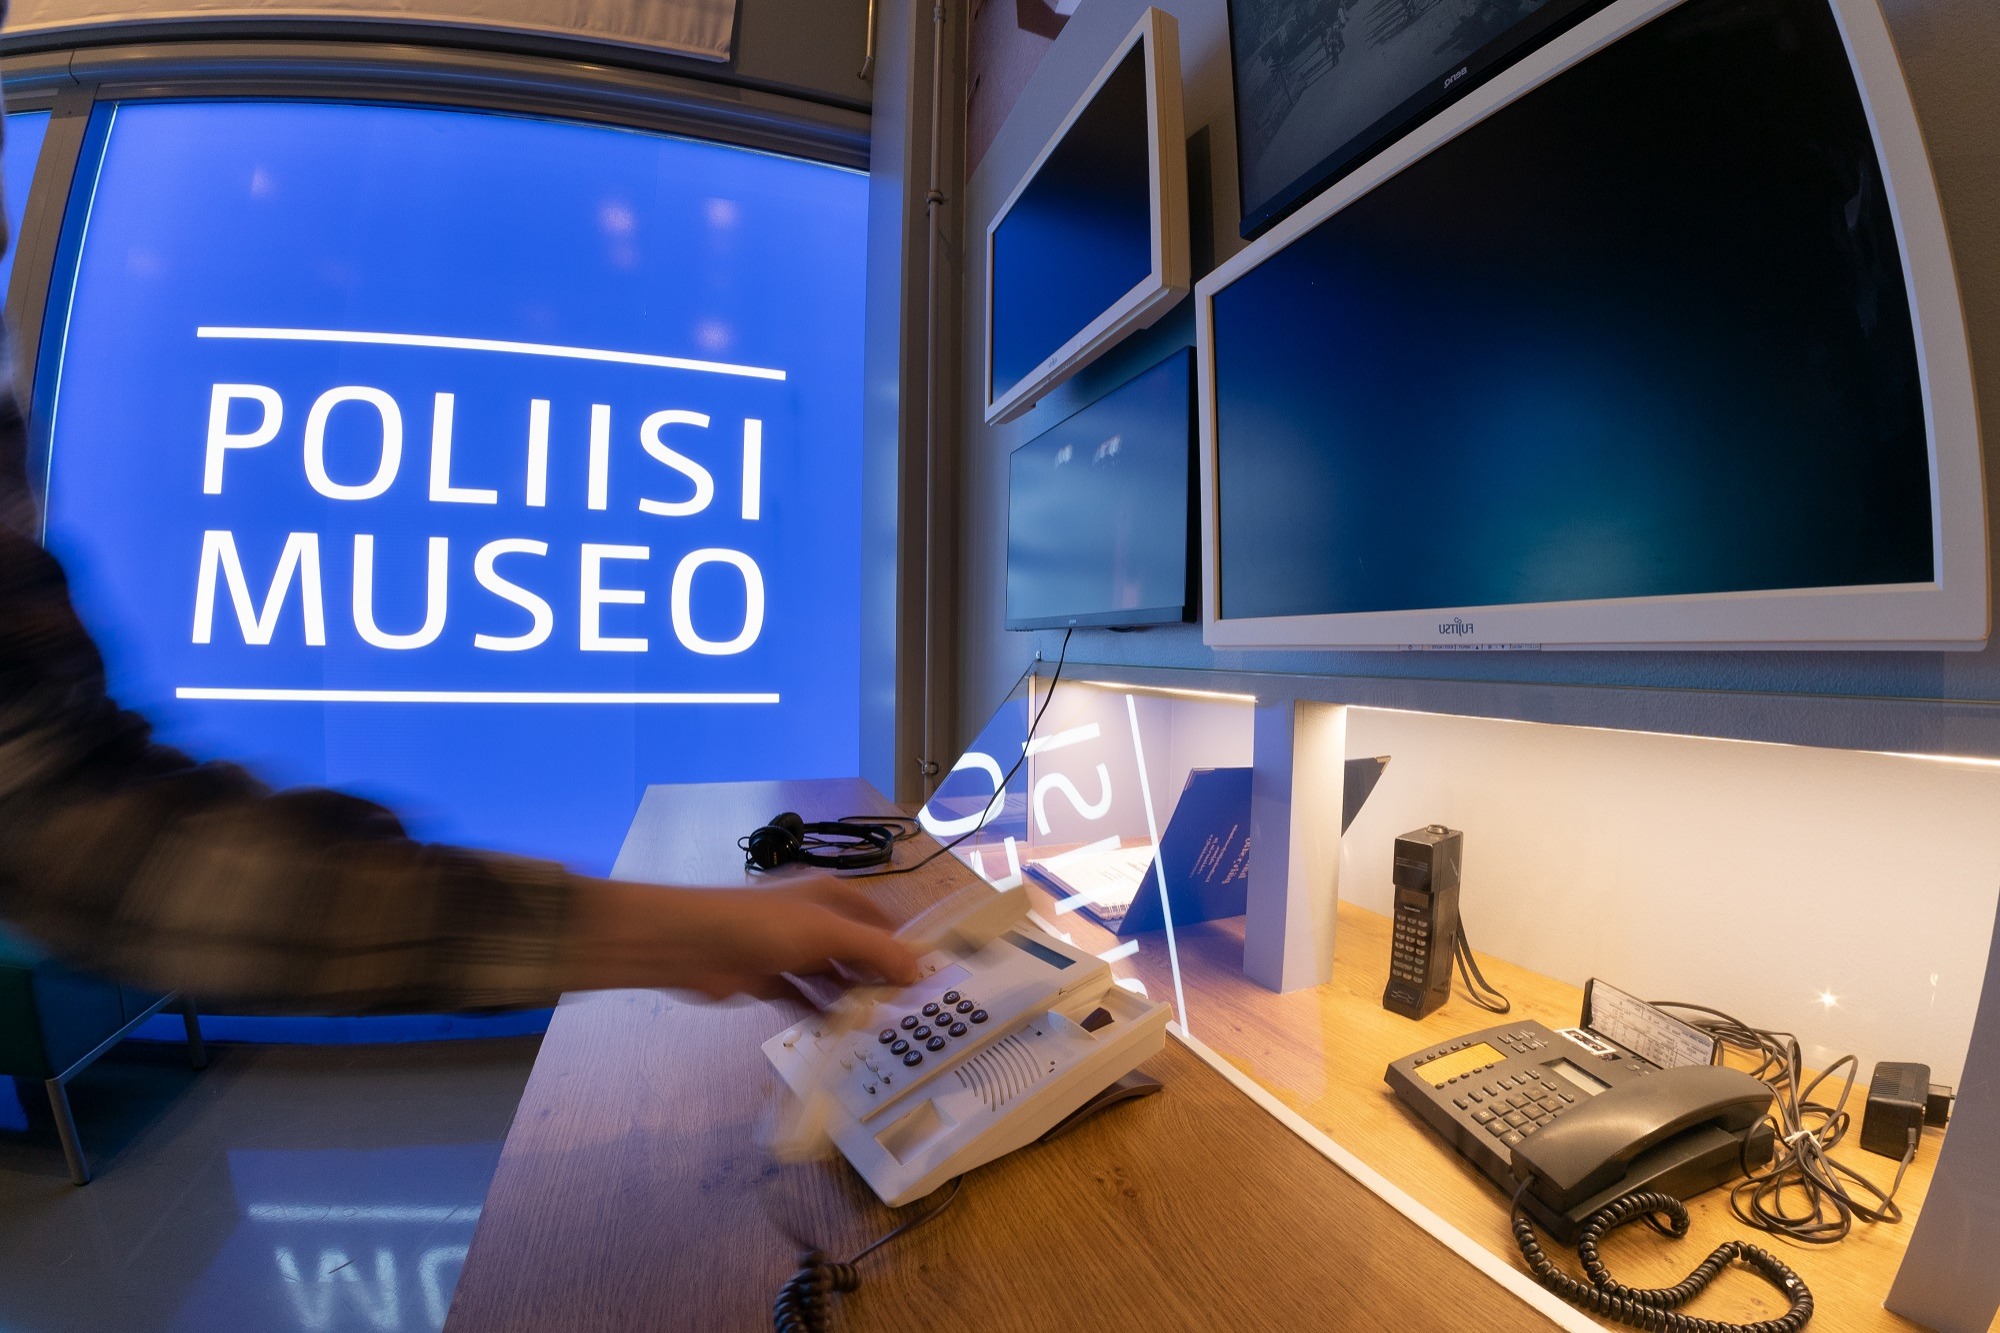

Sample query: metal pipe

[918,0,947,794]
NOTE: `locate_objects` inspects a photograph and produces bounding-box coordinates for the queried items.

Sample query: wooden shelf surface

[1038,880,1990,1333]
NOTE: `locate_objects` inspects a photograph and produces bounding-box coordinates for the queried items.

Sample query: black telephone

[1382,825,1460,1019]
[1386,1019,1775,1239]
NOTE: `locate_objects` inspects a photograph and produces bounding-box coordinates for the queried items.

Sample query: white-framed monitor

[984,6,1190,426]
[1197,0,1985,651]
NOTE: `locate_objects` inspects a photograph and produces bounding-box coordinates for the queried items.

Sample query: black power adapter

[1862,1061,1934,1159]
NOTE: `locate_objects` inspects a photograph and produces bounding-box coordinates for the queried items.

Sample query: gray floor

[0,1036,540,1333]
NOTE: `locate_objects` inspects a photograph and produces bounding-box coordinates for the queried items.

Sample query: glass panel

[38,100,867,874]
[922,670,1258,1033]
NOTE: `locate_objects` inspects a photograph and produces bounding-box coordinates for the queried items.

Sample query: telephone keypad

[925,1036,947,1052]
[942,990,962,1005]
[913,1025,932,1040]
[902,1051,924,1067]
[955,1000,976,1015]
[878,1029,895,1044]
[922,1002,940,1017]
[900,1016,920,1030]
[970,1009,990,1024]
[949,1022,968,1038]
[891,1039,910,1055]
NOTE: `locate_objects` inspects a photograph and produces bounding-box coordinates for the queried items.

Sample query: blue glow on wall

[2,110,49,298]
[40,101,868,876]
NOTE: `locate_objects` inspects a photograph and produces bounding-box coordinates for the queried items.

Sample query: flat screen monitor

[36,99,868,874]
[985,7,1189,425]
[1006,349,1195,630]
[1228,0,1611,237]
[1199,0,1984,651]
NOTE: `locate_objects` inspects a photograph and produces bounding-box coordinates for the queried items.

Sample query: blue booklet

[1111,766,1253,937]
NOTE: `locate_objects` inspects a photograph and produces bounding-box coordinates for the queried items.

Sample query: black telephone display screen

[1546,1058,1610,1096]
[1396,887,1429,909]
[1415,1042,1505,1087]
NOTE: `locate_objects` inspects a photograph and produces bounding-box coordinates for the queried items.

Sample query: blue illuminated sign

[40,102,867,873]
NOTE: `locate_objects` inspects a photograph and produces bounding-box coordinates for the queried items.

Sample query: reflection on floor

[0,1036,539,1333]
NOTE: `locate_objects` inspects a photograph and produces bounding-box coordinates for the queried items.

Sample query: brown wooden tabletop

[445,777,1559,1332]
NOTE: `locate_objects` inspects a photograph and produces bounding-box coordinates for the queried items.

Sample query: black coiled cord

[1513,1186,1814,1332]
[773,1253,860,1333]
[770,1178,964,1332]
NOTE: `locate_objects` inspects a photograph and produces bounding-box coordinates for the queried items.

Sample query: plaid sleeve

[0,369,575,1017]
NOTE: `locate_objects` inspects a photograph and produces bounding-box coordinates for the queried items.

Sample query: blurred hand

[558,873,919,1000]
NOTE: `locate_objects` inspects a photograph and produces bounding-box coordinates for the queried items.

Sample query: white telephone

[764,884,1171,1206]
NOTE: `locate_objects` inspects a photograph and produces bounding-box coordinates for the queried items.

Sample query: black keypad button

[1519,1122,1539,1136]
[900,1015,920,1030]
[926,1036,946,1052]
[970,1009,989,1024]
[955,1000,975,1015]
[902,1051,923,1067]
[890,1039,909,1055]
[878,1029,895,1044]
[913,1025,932,1040]
[942,990,961,1005]
[949,1023,968,1037]
[1486,1122,1508,1138]
[922,1002,940,1017]
[1472,1109,1497,1125]
[1452,1096,1470,1110]
[1502,1131,1524,1148]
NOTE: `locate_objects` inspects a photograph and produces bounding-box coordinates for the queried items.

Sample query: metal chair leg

[44,1077,89,1185]
[180,997,207,1070]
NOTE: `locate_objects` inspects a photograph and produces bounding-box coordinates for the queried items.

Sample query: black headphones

[739,812,902,872]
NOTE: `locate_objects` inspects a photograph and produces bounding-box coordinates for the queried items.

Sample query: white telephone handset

[764,884,1171,1206]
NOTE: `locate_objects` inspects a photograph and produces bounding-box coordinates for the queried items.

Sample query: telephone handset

[1510,1064,1773,1215]
[766,885,1171,1207]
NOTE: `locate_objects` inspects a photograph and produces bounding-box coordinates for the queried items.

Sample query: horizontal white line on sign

[249,1203,483,1223]
[195,326,787,381]
[177,688,780,704]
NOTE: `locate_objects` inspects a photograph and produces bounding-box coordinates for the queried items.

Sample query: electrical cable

[771,1177,966,1332]
[1512,1184,1814,1332]
[1453,928,1511,1014]
[1648,1000,1916,1244]
[847,627,1072,881]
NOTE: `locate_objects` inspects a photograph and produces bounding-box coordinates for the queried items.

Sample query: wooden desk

[446,779,1562,1332]
[1041,891,1991,1333]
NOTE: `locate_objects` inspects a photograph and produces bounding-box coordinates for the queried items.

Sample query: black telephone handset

[1510,1065,1773,1213]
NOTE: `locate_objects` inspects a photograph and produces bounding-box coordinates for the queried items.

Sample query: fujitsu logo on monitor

[1438,616,1475,637]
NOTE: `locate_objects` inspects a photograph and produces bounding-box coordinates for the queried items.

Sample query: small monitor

[984,7,1189,425]
[1198,0,1984,651]
[1007,349,1194,631]
[1228,0,1611,238]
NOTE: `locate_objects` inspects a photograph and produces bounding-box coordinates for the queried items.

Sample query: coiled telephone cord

[1512,1187,1814,1333]
[771,1177,965,1332]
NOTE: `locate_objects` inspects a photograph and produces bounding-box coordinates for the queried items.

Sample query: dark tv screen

[1007,350,1194,630]
[1212,0,1933,623]
[990,45,1154,406]
[1229,0,1611,237]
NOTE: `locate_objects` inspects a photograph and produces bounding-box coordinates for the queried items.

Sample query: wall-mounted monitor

[1007,348,1194,630]
[35,98,868,874]
[1198,0,1985,652]
[1227,0,1612,238]
[984,7,1189,425]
